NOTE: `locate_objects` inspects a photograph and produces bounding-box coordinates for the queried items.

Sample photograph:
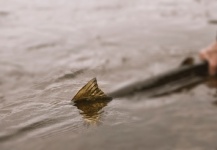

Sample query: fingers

[199,50,213,75]
[200,51,217,75]
[199,42,217,76]
[199,49,207,60]
[209,59,217,76]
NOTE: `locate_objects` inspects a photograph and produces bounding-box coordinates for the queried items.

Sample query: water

[1,0,217,149]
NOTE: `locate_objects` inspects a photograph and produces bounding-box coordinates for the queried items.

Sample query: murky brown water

[1,0,217,150]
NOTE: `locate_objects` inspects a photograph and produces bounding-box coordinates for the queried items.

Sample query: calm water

[1,0,217,150]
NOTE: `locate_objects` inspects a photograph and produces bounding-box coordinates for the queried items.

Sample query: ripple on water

[0,102,85,143]
[0,117,66,143]
[55,69,85,82]
[0,11,9,17]
[1,0,217,149]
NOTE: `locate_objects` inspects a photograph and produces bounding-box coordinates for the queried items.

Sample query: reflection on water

[206,77,217,89]
[205,77,217,106]
[73,99,111,126]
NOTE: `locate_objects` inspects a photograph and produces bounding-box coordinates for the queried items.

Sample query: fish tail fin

[72,78,112,102]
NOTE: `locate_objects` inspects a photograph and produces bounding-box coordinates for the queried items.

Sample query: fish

[72,60,209,102]
[72,78,112,102]
[72,60,209,124]
[72,78,112,125]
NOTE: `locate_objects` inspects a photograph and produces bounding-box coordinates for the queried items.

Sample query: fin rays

[72,78,111,101]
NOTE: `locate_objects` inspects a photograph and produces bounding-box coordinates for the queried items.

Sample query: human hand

[200,42,217,76]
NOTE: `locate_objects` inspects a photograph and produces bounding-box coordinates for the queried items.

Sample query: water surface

[1,0,217,150]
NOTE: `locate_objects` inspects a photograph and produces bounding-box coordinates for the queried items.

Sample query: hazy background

[0,0,217,150]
